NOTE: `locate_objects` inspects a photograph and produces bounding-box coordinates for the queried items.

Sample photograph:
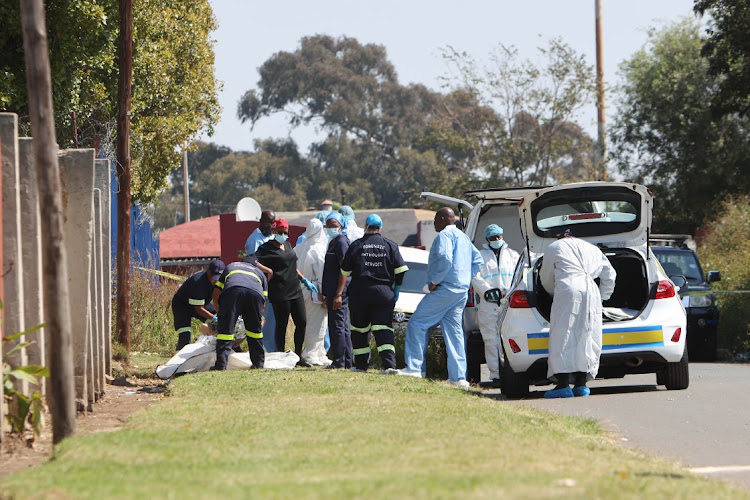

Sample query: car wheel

[662,346,689,390]
[466,335,484,384]
[501,349,529,399]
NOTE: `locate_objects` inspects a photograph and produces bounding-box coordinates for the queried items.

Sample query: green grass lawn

[1,369,743,499]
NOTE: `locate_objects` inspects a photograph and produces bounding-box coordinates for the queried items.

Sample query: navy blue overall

[341,233,408,370]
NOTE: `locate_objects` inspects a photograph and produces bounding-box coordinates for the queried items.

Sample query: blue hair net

[326,211,347,234]
[315,210,330,223]
[365,213,382,228]
[338,205,355,221]
[484,224,503,239]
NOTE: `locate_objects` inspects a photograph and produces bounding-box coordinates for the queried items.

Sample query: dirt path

[0,377,167,479]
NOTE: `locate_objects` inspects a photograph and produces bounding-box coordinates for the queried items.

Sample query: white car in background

[393,246,440,335]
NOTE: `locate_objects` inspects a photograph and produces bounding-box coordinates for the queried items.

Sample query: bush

[698,195,750,355]
[114,268,182,356]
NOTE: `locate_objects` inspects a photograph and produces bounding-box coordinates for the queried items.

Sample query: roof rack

[649,234,696,251]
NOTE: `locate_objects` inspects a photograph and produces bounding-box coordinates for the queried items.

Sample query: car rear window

[531,186,641,238]
[652,249,703,282]
[401,262,427,293]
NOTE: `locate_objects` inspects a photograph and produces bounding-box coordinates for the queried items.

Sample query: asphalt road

[482,362,750,490]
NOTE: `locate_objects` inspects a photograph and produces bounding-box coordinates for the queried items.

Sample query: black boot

[176,331,192,351]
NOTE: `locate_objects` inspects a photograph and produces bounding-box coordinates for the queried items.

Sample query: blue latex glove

[393,284,401,303]
[211,314,218,324]
[301,278,316,292]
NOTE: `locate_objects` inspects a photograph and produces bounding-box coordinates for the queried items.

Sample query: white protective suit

[539,237,617,380]
[345,219,365,241]
[471,243,519,379]
[294,218,330,365]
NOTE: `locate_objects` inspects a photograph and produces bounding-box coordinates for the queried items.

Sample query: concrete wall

[58,149,95,410]
[94,160,112,375]
[1,115,114,435]
[94,159,112,376]
[18,138,46,396]
[0,113,26,394]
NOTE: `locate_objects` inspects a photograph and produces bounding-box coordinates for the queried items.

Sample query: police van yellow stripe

[526,326,665,355]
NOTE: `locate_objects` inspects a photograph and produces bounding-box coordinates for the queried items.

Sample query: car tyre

[501,349,529,399]
[662,346,689,390]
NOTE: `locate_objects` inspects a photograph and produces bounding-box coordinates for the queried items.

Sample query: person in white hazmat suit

[294,218,331,366]
[339,205,365,241]
[539,230,616,398]
[471,224,519,387]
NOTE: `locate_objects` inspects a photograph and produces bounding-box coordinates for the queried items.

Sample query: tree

[609,19,750,232]
[0,0,221,203]
[237,35,449,208]
[438,39,597,186]
[695,0,750,116]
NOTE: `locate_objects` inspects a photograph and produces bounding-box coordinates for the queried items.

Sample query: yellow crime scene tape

[135,266,187,282]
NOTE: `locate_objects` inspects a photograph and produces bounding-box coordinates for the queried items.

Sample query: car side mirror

[670,275,687,290]
[707,270,721,283]
[484,288,501,304]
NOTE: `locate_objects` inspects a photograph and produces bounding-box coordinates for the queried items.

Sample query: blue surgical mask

[274,234,288,244]
[326,228,340,240]
[489,239,504,250]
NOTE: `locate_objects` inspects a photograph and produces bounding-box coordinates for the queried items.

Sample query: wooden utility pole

[182,148,190,223]
[116,0,133,355]
[595,0,608,180]
[19,0,77,443]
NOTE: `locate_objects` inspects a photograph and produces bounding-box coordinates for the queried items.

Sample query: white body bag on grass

[155,335,300,379]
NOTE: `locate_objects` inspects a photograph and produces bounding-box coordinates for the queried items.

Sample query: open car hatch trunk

[519,182,653,255]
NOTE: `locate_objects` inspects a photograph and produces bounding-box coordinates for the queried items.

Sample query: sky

[202,0,698,152]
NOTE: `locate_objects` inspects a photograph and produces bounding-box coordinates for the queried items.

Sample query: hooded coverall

[539,237,617,381]
[471,243,519,380]
[294,218,330,366]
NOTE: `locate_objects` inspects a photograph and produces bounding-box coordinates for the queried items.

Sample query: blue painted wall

[108,161,160,268]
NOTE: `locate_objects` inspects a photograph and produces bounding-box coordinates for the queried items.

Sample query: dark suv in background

[650,235,721,361]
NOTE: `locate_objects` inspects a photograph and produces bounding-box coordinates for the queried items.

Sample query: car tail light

[671,328,682,342]
[466,287,475,308]
[508,290,531,308]
[655,280,676,299]
[509,338,521,353]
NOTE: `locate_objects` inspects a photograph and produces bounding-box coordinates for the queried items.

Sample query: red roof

[160,216,221,259]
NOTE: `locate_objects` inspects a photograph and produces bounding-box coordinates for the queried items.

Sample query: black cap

[208,259,226,280]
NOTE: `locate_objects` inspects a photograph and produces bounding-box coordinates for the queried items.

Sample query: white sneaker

[448,379,470,388]
[380,368,399,375]
[396,369,425,378]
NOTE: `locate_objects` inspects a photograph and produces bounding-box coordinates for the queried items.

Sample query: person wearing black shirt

[337,214,408,371]
[172,260,226,351]
[256,218,316,362]
[211,256,268,370]
[322,212,353,369]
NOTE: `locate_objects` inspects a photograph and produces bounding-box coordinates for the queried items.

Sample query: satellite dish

[236,197,262,221]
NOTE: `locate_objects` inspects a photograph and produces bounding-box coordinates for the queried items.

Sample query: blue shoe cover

[572,386,590,397]
[544,387,574,399]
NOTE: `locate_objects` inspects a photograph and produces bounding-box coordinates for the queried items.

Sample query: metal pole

[115,0,133,356]
[19,0,77,443]
[183,148,190,222]
[595,0,608,180]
